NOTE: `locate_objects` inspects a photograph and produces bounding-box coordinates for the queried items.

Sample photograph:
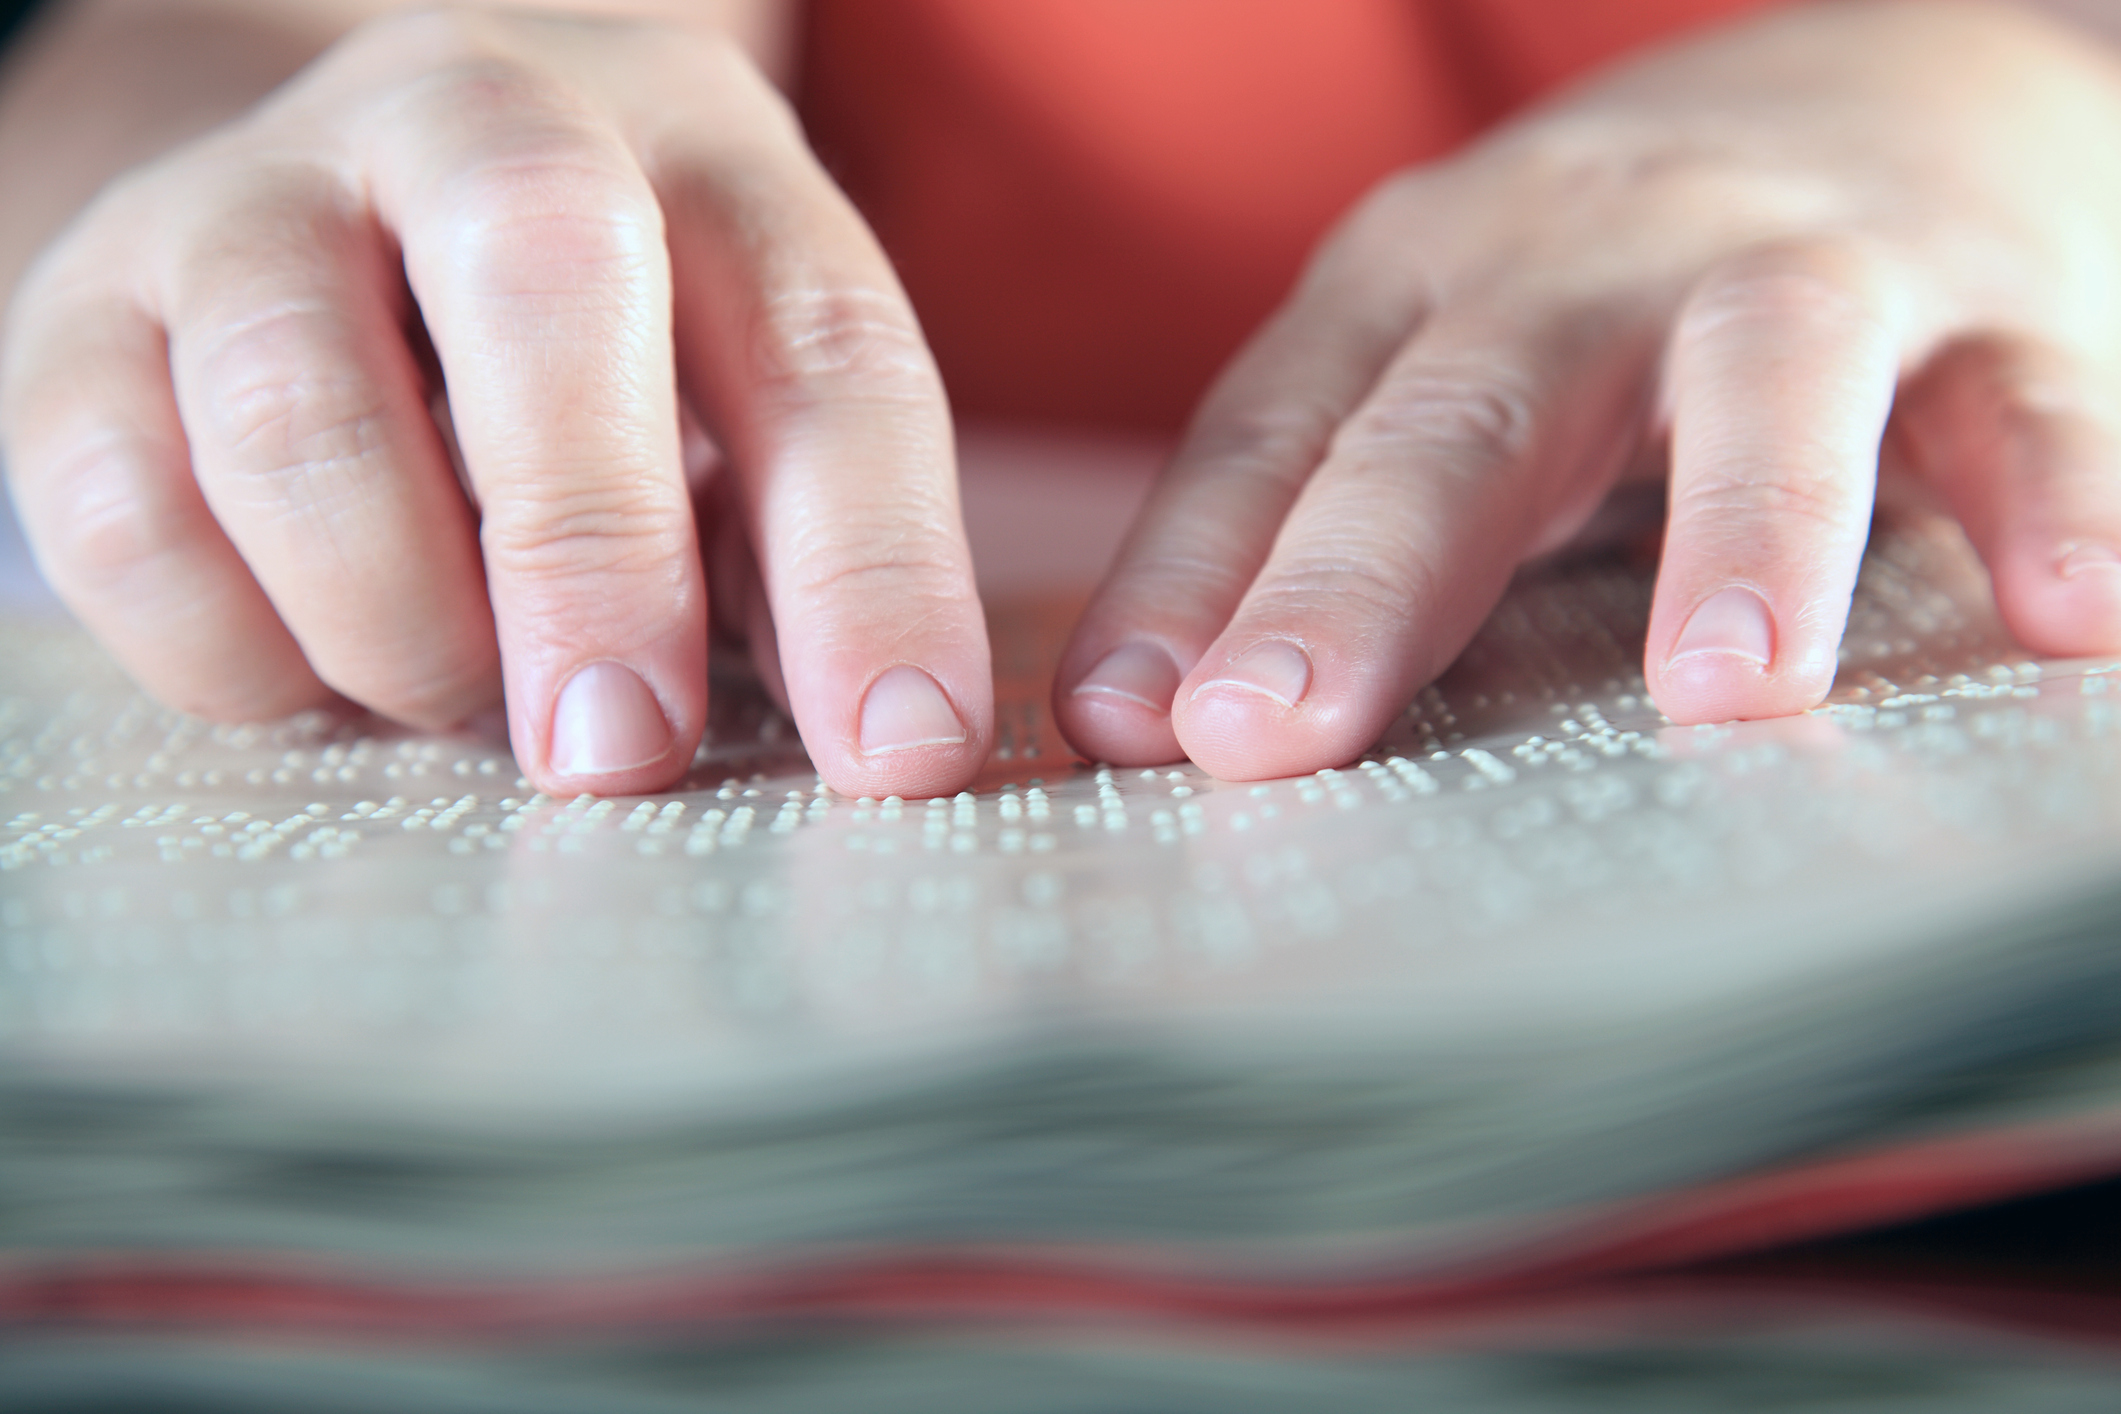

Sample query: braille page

[5,478,2121,1292]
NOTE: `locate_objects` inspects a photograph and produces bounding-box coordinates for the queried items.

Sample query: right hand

[1,7,993,799]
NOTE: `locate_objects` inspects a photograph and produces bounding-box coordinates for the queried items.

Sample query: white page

[5,439,2121,1279]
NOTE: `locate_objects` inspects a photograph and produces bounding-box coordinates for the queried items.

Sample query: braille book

[5,445,2121,1408]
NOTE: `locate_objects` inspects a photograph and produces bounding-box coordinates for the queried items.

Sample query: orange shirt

[800,0,1776,433]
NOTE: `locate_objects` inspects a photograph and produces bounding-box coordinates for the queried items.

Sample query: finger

[1647,239,1908,724]
[1051,206,1433,769]
[1896,334,2121,657]
[2,266,331,720]
[1167,304,1641,780]
[654,42,989,799]
[162,166,500,730]
[365,54,707,796]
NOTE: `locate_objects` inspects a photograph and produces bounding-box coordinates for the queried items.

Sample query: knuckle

[393,50,664,301]
[444,155,664,302]
[776,500,973,606]
[1334,357,1541,476]
[1672,463,1866,537]
[196,307,390,495]
[1103,548,1255,617]
[787,558,973,632]
[1680,238,1893,344]
[1188,397,1343,486]
[480,474,690,582]
[751,283,938,403]
[1255,549,1432,624]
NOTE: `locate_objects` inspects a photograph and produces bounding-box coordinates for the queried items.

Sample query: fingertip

[1174,639,1346,781]
[1647,586,1830,724]
[1177,702,1301,782]
[1648,639,1836,726]
[1994,541,2121,658]
[1053,641,1187,768]
[1895,334,2121,661]
[1650,652,1782,726]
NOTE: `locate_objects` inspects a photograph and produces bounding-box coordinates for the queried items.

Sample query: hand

[1054,0,2121,778]
[1,7,991,799]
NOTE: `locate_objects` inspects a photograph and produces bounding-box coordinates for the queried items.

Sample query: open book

[4,443,2121,1406]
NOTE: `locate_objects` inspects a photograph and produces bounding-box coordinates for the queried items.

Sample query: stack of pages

[5,499,2121,1408]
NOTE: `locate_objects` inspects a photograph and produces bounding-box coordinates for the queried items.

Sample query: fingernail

[2060,544,2121,579]
[859,665,966,755]
[550,662,672,776]
[1192,640,1313,709]
[1669,587,1775,667]
[1071,642,1183,714]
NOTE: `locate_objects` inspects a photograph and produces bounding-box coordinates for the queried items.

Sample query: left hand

[1054,0,2121,778]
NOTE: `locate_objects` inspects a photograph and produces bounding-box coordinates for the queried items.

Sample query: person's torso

[799,0,1775,432]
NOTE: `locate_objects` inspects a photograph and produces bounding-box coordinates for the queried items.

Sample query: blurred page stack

[6,486,2121,1410]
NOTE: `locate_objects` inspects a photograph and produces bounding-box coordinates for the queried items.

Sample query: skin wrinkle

[777,550,973,609]
[481,508,692,585]
[768,500,971,598]
[1118,512,1291,598]
[178,284,447,534]
[1666,441,1880,572]
[1251,493,1465,604]
[1331,365,1544,481]
[747,285,940,405]
[1667,494,1862,571]
[209,364,394,483]
[1105,550,1259,609]
[1673,429,1879,508]
[229,409,400,557]
[1181,399,1348,486]
[1240,568,1439,646]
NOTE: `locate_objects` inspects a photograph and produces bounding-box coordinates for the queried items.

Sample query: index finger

[647,42,992,799]
[1647,239,1908,724]
[365,44,707,795]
